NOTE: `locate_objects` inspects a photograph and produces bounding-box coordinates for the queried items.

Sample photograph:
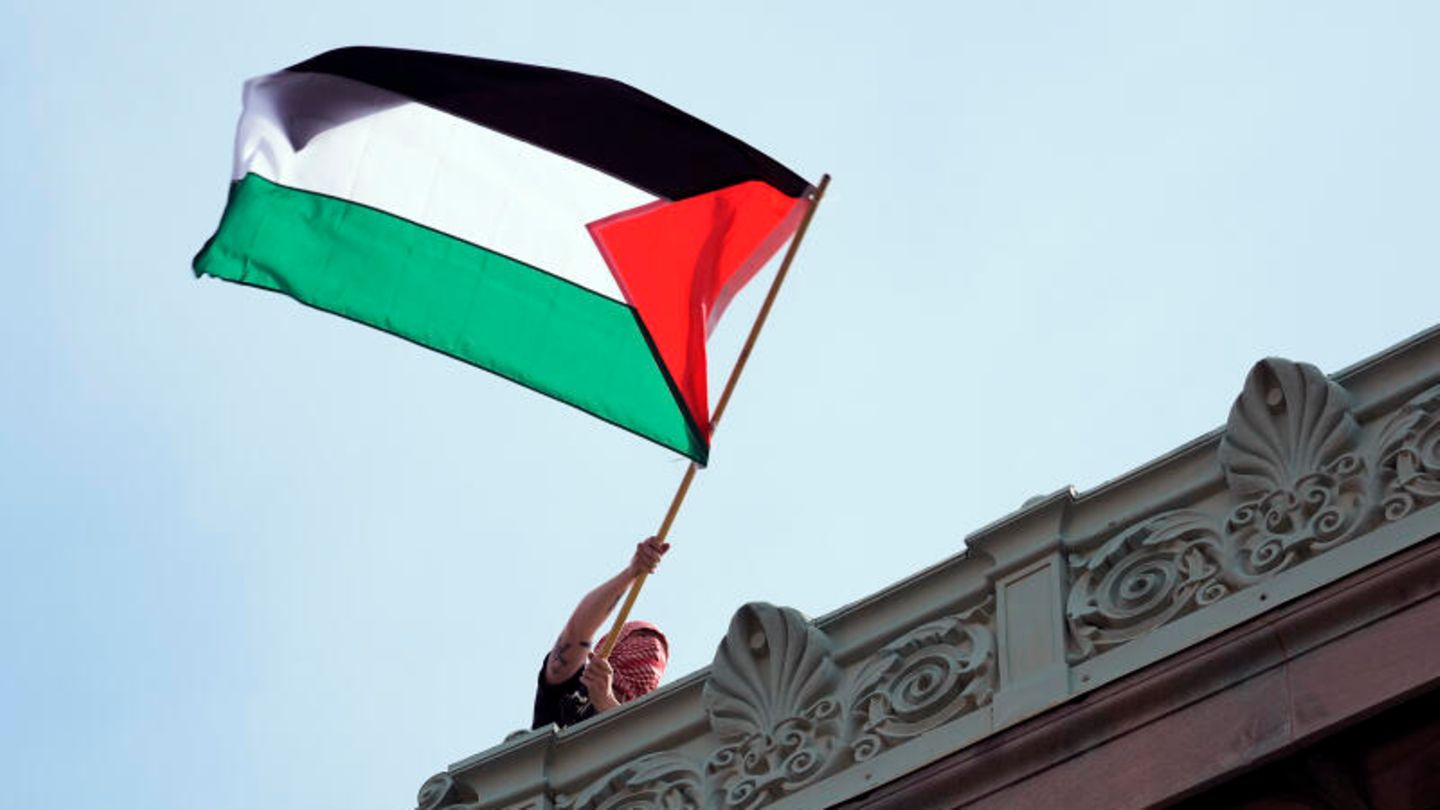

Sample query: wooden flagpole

[599,173,831,659]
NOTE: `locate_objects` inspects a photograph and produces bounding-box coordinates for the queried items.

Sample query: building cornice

[418,324,1440,810]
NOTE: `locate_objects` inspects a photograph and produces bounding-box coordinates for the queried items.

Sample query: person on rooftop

[532,536,671,729]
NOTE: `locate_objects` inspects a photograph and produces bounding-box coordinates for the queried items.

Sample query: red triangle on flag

[589,182,810,442]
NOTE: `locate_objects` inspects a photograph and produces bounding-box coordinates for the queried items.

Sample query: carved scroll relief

[1069,358,1439,662]
[848,599,995,762]
[556,753,705,810]
[1067,511,1229,660]
[434,356,1440,810]
[558,601,995,810]
[1376,384,1440,522]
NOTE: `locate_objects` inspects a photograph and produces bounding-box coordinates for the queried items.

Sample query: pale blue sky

[3,2,1438,808]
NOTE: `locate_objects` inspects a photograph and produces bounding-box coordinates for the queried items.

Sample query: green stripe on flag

[195,173,707,462]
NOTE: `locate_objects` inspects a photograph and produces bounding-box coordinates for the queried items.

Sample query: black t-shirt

[531,653,596,730]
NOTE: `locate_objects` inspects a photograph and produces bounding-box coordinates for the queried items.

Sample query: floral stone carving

[1218,358,1370,580]
[1067,357,1406,662]
[558,601,995,810]
[1067,511,1230,660]
[702,603,846,809]
[1217,358,1360,502]
[556,753,705,810]
[1376,384,1440,522]
[848,599,996,762]
[436,354,1440,809]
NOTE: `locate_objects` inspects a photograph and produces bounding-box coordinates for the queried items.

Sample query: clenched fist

[580,653,619,712]
[627,535,670,578]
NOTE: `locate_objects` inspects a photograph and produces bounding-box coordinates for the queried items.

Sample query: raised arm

[543,536,668,686]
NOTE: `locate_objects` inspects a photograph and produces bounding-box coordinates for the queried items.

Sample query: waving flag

[194,47,813,463]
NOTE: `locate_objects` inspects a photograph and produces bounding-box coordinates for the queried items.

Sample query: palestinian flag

[194,47,814,464]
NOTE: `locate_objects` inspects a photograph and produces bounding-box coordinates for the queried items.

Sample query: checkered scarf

[598,621,669,704]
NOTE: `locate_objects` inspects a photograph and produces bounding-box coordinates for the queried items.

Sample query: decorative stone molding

[549,600,996,810]
[1066,511,1229,663]
[556,753,705,810]
[1376,384,1440,522]
[848,599,996,762]
[1067,358,1440,663]
[1219,359,1371,580]
[1218,358,1360,503]
[703,604,846,808]
[427,329,1440,810]
[416,772,482,810]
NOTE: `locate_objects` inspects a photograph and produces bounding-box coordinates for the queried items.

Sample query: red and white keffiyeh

[598,621,669,704]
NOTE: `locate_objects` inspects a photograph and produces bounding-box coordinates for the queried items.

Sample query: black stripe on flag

[286,47,811,203]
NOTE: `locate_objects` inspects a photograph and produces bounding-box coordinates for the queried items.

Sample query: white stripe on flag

[233,71,656,302]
